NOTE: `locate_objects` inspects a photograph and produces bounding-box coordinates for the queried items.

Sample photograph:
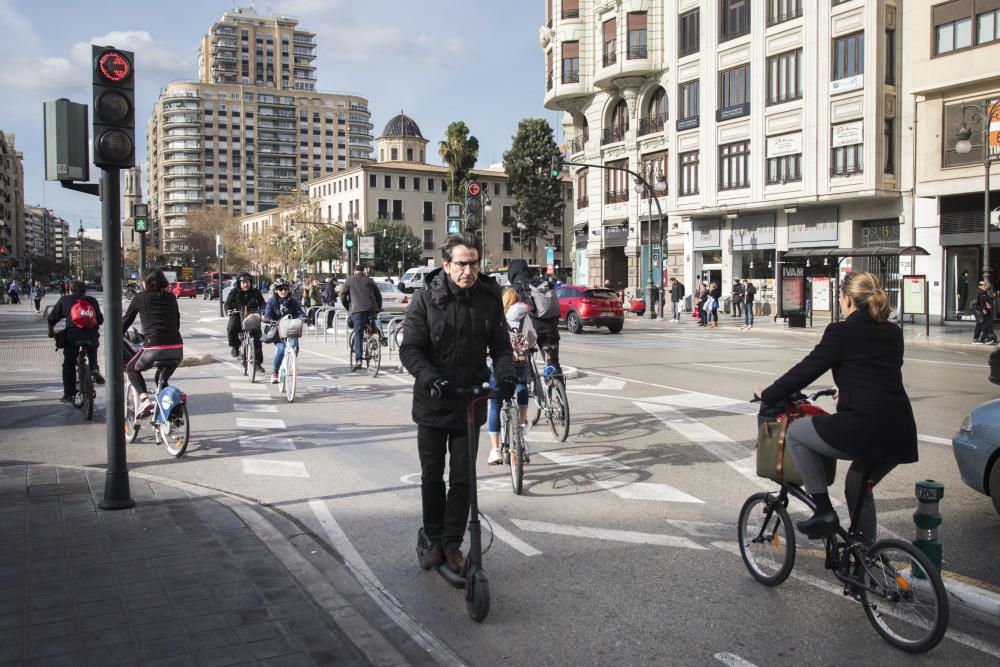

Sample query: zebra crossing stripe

[242,459,308,477]
[512,519,706,551]
[234,403,278,413]
[239,435,296,451]
[235,417,285,429]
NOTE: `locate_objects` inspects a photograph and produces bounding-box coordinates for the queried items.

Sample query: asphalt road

[2,295,999,665]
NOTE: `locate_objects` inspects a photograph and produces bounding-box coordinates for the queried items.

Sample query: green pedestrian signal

[345,238,354,248]
[132,202,148,232]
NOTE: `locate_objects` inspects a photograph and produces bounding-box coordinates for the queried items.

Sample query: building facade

[241,112,572,274]
[147,7,374,262]
[543,0,902,309]
[0,130,25,278]
[23,206,70,273]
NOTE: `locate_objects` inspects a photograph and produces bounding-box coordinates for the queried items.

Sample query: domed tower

[376,110,428,164]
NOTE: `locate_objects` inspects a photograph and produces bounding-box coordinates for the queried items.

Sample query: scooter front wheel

[464,567,490,622]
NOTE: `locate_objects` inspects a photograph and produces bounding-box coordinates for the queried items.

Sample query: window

[831,124,864,176]
[833,32,864,81]
[721,0,750,41]
[562,0,579,19]
[562,41,580,83]
[502,205,514,223]
[766,153,801,184]
[494,182,500,195]
[423,229,435,250]
[719,63,750,112]
[413,177,421,191]
[978,8,1000,44]
[383,175,391,188]
[641,151,667,197]
[604,158,629,204]
[885,28,895,85]
[935,1,973,55]
[680,151,699,196]
[407,148,414,161]
[603,99,629,144]
[627,12,647,59]
[369,174,376,187]
[391,148,398,160]
[398,176,406,190]
[428,179,435,192]
[502,232,513,251]
[392,200,404,220]
[719,141,750,190]
[767,49,802,104]
[884,118,894,174]
[679,9,700,57]
[768,0,801,26]
[679,80,700,127]
[640,88,667,135]
[377,198,388,218]
[576,169,588,208]
[423,201,434,221]
[603,18,617,67]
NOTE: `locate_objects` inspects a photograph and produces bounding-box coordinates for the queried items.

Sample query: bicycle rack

[311,306,336,341]
[331,309,349,342]
[384,316,405,359]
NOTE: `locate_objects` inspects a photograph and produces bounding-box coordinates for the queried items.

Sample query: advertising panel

[781,264,805,315]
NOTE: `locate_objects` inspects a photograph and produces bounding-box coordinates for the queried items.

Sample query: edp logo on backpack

[70,298,98,329]
[527,283,561,319]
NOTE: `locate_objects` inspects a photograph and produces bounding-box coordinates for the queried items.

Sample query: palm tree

[438,121,480,202]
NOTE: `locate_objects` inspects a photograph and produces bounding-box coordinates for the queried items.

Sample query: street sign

[359,235,375,260]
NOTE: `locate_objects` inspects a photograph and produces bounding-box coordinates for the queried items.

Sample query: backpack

[527,282,561,319]
[509,331,531,365]
[70,297,98,329]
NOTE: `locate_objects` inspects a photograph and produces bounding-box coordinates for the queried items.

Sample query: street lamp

[516,222,527,260]
[634,174,668,319]
[954,99,1000,282]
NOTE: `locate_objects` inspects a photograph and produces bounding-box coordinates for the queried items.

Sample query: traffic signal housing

[91,46,135,169]
[344,219,356,249]
[132,203,148,232]
[464,181,483,230]
[550,154,562,178]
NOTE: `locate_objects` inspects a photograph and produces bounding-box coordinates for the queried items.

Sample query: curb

[942,574,1000,630]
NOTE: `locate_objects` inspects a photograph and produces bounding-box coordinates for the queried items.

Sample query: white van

[400,266,434,291]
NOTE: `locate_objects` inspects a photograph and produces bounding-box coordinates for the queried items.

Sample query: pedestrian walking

[973,281,996,344]
[669,278,685,322]
[698,283,709,327]
[708,282,720,328]
[732,279,744,318]
[8,279,20,304]
[741,279,756,331]
[32,280,46,314]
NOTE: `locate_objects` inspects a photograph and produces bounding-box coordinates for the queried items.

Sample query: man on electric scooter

[400,233,517,573]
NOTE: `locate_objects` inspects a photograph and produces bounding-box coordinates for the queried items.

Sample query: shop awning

[783,245,930,259]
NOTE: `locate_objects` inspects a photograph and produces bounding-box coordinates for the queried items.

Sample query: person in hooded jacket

[487,288,536,465]
[400,233,517,574]
[508,259,562,373]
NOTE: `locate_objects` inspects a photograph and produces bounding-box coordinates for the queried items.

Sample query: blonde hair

[842,271,890,323]
[502,287,519,312]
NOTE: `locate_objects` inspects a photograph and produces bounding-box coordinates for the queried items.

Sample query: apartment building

[23,206,70,270]
[543,0,901,306]
[0,130,25,276]
[241,112,573,273]
[147,7,374,263]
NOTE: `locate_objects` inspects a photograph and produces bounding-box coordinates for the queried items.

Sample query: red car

[555,285,624,334]
[171,282,197,299]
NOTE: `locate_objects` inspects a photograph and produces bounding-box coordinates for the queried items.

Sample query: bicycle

[738,390,949,653]
[273,315,302,402]
[526,345,569,441]
[234,309,262,384]
[72,341,96,421]
[499,392,527,494]
[348,314,383,378]
[123,346,189,457]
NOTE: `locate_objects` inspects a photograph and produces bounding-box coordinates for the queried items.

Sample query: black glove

[427,378,451,400]
[498,376,517,400]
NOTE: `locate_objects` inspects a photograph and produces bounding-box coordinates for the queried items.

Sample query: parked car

[400,266,434,291]
[171,282,197,299]
[203,279,232,300]
[193,279,208,295]
[555,285,625,334]
[953,398,1000,517]
[376,281,410,313]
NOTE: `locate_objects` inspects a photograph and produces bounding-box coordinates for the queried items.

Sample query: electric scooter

[416,382,493,622]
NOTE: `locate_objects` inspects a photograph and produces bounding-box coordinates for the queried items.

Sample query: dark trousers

[733,300,742,317]
[126,346,183,396]
[350,311,374,360]
[62,333,98,397]
[227,314,263,362]
[417,425,476,547]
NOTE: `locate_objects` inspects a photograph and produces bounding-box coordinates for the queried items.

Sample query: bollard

[913,480,945,578]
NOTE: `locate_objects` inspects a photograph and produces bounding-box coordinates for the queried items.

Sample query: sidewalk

[0,464,412,667]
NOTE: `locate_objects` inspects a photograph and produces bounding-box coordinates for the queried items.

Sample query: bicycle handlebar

[752,388,836,405]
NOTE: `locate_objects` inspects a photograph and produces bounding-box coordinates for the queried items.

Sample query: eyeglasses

[449,260,480,270]
[275,287,289,292]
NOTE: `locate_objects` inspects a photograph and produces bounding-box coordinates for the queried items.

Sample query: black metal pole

[99,168,134,510]
[138,231,146,278]
[218,254,224,317]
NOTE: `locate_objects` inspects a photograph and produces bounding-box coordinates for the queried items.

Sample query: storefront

[732,212,776,283]
[939,192,1000,321]
[603,221,629,290]
[692,218,722,289]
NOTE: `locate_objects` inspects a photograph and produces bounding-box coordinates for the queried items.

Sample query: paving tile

[77,597,124,618]
[260,587,309,606]
[128,604,177,627]
[85,640,138,665]
[142,655,196,667]
[237,620,287,643]
[248,636,298,660]
[0,612,21,629]
[23,650,84,667]
[0,642,24,663]
[75,584,120,604]
[180,612,230,635]
[26,619,76,641]
[25,634,80,658]
[269,601,318,621]
[0,627,22,645]
[125,591,169,611]
[80,610,128,633]
[278,614,326,635]
[195,643,256,667]
[136,636,191,660]
[188,626,241,650]
[28,592,75,610]
[166,587,212,606]
[211,580,258,600]
[227,607,272,627]
[133,619,181,642]
[82,624,133,649]
[258,654,315,667]
[27,605,76,625]
[219,591,266,611]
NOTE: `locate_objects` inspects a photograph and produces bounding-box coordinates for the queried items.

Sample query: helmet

[273,278,289,290]
[238,272,252,283]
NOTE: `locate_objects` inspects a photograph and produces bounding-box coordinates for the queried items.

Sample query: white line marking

[308,500,465,667]
[714,652,758,667]
[538,451,629,470]
[691,362,774,375]
[234,402,278,413]
[906,357,986,368]
[573,377,627,391]
[239,435,296,451]
[512,519,706,551]
[231,393,272,401]
[479,513,542,556]
[235,417,286,429]
[242,459,309,478]
[230,383,267,391]
[919,434,952,446]
[666,519,733,539]
[193,327,220,337]
[592,480,704,503]
[639,392,757,415]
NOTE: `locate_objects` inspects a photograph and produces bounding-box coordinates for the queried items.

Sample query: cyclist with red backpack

[47,280,105,403]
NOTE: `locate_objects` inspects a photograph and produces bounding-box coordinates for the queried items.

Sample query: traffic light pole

[98,167,134,510]
[138,231,146,277]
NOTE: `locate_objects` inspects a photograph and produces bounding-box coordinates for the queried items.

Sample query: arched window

[642,88,667,135]
[605,100,628,143]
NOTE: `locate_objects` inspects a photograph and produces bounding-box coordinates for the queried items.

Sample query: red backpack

[70,298,98,329]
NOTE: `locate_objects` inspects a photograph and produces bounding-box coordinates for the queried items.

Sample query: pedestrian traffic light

[91,46,134,169]
[344,219,355,248]
[465,181,482,230]
[550,154,562,178]
[132,202,148,233]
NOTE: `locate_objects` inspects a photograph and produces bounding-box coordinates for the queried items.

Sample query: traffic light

[464,181,482,230]
[91,46,135,169]
[344,219,355,249]
[132,203,148,233]
[550,154,562,178]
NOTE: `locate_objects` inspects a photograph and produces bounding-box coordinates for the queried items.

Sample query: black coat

[400,268,515,430]
[761,309,917,464]
[508,259,560,342]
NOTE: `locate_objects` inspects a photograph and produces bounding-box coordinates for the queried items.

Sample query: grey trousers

[786,416,895,544]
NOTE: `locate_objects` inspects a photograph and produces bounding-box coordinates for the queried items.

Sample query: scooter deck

[435,564,466,589]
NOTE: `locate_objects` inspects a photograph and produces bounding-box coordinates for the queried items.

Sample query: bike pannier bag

[278,318,303,339]
[242,313,261,332]
[70,298,98,329]
[756,420,836,486]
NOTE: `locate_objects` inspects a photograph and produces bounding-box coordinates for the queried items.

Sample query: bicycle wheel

[73,356,86,409]
[547,379,570,442]
[738,492,795,586]
[159,403,190,457]
[367,332,381,378]
[528,365,544,427]
[248,342,257,384]
[859,538,949,653]
[348,329,357,366]
[124,382,139,443]
[507,404,524,495]
[80,365,94,421]
[285,347,297,403]
[240,338,249,376]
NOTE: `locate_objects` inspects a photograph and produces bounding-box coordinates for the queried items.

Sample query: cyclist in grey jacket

[341,265,382,370]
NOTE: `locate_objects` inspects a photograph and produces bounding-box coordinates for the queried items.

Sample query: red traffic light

[97,51,131,83]
[467,182,481,197]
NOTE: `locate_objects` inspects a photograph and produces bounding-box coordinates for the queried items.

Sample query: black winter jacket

[400,269,515,430]
[761,309,917,464]
[341,273,382,313]
[225,286,265,314]
[508,259,560,342]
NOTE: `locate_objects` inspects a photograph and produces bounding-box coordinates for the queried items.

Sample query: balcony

[561,70,580,84]
[831,165,864,178]
[602,50,617,68]
[569,134,587,154]
[547,78,553,91]
[605,190,628,204]
[601,125,627,145]
[627,45,648,60]
[293,35,315,45]
[561,8,580,19]
[576,195,589,209]
[638,112,667,136]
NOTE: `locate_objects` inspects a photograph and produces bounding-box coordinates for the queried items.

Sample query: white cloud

[320,22,470,64]
[0,0,38,51]
[273,0,348,15]
[0,56,77,92]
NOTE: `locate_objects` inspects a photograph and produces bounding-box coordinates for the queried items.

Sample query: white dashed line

[512,519,706,550]
[239,435,296,451]
[234,402,278,413]
[235,417,286,429]
[242,459,309,477]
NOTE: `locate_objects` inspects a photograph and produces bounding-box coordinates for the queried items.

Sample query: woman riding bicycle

[487,288,536,465]
[759,271,917,542]
[123,269,184,416]
[264,279,303,384]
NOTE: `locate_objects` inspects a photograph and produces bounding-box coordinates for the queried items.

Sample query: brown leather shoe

[444,546,464,574]
[420,541,444,570]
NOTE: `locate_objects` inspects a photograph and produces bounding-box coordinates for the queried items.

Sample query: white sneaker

[136,397,155,417]
[488,448,502,465]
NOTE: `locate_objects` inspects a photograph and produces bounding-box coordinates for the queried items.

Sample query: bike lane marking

[242,459,309,478]
[512,519,706,551]
[713,653,758,667]
[235,417,286,429]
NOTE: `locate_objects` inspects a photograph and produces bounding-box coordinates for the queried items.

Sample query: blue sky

[0,0,556,237]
